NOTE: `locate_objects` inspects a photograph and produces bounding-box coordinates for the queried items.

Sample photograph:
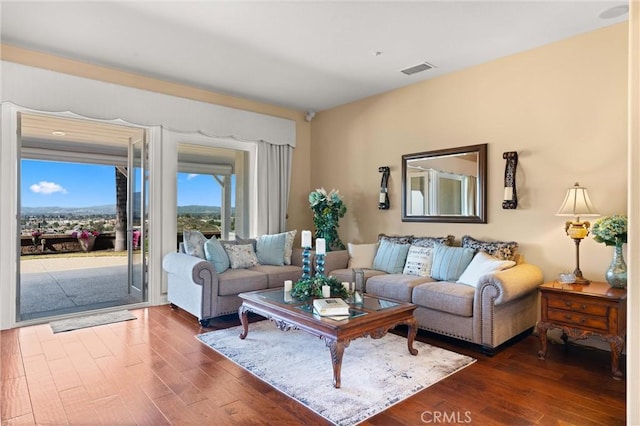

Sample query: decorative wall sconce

[378,166,390,210]
[502,152,518,209]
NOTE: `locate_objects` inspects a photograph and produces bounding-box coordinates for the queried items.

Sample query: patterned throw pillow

[284,230,297,265]
[412,235,455,248]
[256,233,287,266]
[223,243,260,269]
[402,245,435,276]
[461,235,518,261]
[372,239,411,274]
[377,233,414,245]
[204,237,230,273]
[456,251,516,287]
[430,245,476,282]
[183,229,207,259]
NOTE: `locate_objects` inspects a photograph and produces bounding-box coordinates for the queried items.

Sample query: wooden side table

[536,281,627,380]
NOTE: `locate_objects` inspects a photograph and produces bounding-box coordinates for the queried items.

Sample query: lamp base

[572,275,590,285]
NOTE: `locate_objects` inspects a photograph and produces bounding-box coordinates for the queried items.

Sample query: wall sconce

[378,166,390,210]
[502,151,518,209]
[555,182,600,284]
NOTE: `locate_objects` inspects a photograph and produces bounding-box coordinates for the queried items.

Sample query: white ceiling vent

[401,62,436,76]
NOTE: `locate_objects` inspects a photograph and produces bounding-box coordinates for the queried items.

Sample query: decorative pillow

[223,243,260,269]
[430,245,476,282]
[183,229,207,259]
[461,235,518,261]
[372,240,411,274]
[256,233,287,266]
[284,230,297,265]
[402,245,435,276]
[378,233,413,245]
[412,235,455,248]
[235,237,257,252]
[204,237,230,273]
[456,251,516,287]
[347,242,378,268]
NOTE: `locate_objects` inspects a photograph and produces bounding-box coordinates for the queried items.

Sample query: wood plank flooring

[1,305,626,425]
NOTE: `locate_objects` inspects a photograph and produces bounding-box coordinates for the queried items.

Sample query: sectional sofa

[163,232,543,354]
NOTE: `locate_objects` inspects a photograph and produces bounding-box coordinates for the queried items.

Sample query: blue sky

[21,159,229,208]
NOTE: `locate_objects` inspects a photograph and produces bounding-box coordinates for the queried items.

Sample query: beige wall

[311,23,628,282]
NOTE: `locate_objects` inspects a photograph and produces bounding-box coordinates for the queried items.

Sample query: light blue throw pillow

[204,237,230,273]
[430,245,476,282]
[183,229,207,259]
[372,239,411,274]
[256,233,287,266]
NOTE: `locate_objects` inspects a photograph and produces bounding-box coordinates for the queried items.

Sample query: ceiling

[0,1,629,113]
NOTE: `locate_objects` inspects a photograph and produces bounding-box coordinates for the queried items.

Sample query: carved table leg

[536,321,551,359]
[326,339,345,388]
[605,335,625,380]
[406,318,419,356]
[238,305,250,339]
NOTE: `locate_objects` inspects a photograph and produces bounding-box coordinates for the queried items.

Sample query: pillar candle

[503,187,513,201]
[301,230,312,248]
[316,238,326,255]
[284,280,292,292]
[322,285,331,298]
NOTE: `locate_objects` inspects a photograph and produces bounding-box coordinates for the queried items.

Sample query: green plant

[291,275,349,301]
[592,214,627,247]
[309,188,347,251]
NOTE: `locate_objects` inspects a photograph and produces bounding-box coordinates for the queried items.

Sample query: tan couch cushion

[250,265,302,288]
[366,274,434,302]
[412,282,474,317]
[329,268,386,286]
[218,269,268,296]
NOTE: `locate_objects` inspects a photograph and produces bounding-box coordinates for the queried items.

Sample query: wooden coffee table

[238,288,418,388]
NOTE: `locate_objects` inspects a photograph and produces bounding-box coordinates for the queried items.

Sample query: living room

[1,2,638,424]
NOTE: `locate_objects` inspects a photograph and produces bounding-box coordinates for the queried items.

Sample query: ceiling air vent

[401,62,436,76]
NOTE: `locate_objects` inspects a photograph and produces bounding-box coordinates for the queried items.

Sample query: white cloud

[30,181,67,195]
[187,174,198,180]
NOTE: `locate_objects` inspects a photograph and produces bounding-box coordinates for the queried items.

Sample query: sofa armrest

[163,252,217,286]
[477,263,543,305]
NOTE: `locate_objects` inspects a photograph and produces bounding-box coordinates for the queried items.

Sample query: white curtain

[256,141,293,235]
[462,175,477,215]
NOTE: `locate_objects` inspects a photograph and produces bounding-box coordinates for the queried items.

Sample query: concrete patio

[19,256,141,321]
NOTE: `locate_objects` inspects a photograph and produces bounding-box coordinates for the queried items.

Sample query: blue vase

[605,245,627,289]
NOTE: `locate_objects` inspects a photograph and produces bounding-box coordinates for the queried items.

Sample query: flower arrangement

[591,215,627,247]
[309,187,347,251]
[72,229,99,239]
[31,230,42,238]
[291,275,349,301]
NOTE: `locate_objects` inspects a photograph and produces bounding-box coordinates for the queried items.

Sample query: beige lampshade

[556,182,599,219]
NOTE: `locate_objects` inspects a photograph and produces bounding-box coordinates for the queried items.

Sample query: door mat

[50,310,137,333]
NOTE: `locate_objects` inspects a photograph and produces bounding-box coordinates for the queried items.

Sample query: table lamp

[556,182,599,284]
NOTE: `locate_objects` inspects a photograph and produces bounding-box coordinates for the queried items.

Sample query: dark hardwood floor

[1,305,626,425]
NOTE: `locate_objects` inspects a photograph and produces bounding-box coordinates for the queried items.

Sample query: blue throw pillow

[204,237,230,273]
[372,239,411,274]
[430,245,476,281]
[256,233,287,266]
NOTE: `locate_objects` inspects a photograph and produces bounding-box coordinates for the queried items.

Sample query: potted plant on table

[591,214,627,288]
[291,276,349,301]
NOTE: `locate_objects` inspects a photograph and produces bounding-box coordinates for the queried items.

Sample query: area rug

[49,310,137,333]
[197,321,475,425]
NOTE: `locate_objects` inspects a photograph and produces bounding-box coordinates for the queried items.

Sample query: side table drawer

[548,298,608,316]
[547,308,609,331]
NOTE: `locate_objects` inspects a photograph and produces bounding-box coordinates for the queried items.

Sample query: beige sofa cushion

[412,282,475,317]
[330,268,386,286]
[347,242,378,268]
[218,269,268,296]
[250,265,302,288]
[366,274,434,302]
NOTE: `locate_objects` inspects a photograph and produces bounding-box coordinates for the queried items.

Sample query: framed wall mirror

[402,143,487,223]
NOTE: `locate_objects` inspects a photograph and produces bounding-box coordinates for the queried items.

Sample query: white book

[313,298,350,316]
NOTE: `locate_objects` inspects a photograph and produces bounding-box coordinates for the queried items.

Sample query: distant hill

[22,205,228,215]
